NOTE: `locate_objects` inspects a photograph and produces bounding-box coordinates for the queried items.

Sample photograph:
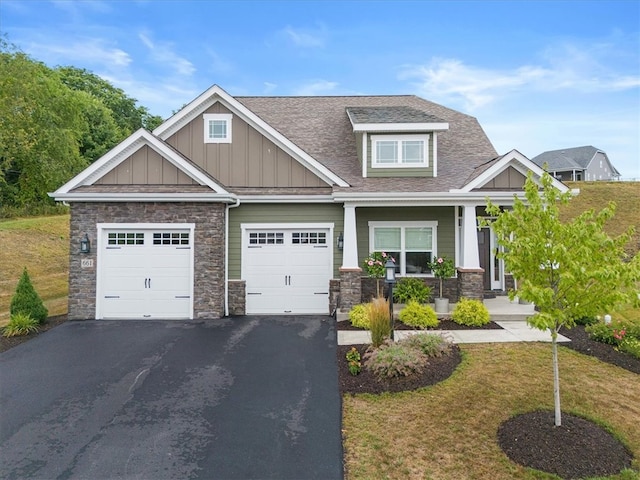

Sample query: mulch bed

[498,411,634,479]
[338,343,462,395]
[560,324,640,374]
[0,314,68,353]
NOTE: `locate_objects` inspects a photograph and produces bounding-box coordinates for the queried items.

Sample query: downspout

[225,196,241,317]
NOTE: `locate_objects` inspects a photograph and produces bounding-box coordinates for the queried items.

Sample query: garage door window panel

[108,232,145,245]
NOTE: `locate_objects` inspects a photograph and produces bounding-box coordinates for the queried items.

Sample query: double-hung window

[203,113,232,143]
[369,221,437,275]
[371,135,429,168]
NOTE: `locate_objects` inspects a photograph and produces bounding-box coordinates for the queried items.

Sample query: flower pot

[434,297,449,314]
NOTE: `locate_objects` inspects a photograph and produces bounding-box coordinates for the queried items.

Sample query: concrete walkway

[337,296,571,345]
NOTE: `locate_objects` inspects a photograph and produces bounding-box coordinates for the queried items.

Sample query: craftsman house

[532,145,620,182]
[52,85,568,320]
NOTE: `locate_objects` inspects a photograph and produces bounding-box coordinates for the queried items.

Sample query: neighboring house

[532,146,621,182]
[51,85,568,320]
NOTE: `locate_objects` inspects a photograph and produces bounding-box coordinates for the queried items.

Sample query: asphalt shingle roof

[236,95,498,192]
[346,106,446,124]
[532,145,601,171]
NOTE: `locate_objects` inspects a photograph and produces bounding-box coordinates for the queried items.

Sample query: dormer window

[372,135,429,168]
[203,113,232,143]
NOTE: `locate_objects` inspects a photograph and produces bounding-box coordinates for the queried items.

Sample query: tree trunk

[552,332,562,426]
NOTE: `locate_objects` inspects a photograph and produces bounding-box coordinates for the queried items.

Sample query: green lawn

[342,343,640,479]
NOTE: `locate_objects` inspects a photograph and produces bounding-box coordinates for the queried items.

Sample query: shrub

[349,304,370,329]
[585,322,618,345]
[619,337,640,359]
[394,277,432,304]
[364,339,428,379]
[345,347,362,375]
[400,333,452,357]
[367,297,391,348]
[398,301,438,328]
[451,297,490,327]
[10,267,48,324]
[586,318,640,346]
[575,316,598,326]
[3,313,39,337]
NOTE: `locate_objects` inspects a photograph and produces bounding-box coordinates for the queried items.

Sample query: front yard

[342,342,640,479]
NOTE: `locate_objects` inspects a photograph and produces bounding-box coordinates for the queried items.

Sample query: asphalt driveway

[0,316,343,479]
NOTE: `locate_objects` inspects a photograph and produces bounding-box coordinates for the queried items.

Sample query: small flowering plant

[428,256,456,298]
[363,251,395,278]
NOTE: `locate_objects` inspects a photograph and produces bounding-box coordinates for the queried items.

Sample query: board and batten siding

[96,145,197,185]
[356,206,456,267]
[476,166,526,190]
[366,134,435,178]
[165,103,328,188]
[228,203,344,279]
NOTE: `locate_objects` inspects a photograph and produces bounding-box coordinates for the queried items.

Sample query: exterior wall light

[337,232,344,250]
[80,233,91,254]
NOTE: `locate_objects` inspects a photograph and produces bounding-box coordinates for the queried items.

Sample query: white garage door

[243,227,332,314]
[99,228,193,319]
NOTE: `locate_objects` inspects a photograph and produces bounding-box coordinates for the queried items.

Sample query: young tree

[10,267,48,324]
[484,172,640,426]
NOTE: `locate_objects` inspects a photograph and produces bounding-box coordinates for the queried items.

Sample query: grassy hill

[561,181,640,256]
[0,215,69,325]
[0,182,638,326]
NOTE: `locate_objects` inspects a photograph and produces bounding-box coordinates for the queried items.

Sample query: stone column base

[457,268,485,300]
[339,268,362,310]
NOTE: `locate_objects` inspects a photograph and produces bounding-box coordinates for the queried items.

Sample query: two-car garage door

[98,226,193,319]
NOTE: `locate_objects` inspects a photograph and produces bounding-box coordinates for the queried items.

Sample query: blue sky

[2,0,639,178]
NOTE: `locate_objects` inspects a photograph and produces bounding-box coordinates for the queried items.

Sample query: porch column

[341,204,359,269]
[339,204,362,309]
[460,204,480,269]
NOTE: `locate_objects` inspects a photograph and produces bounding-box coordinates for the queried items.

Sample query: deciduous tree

[484,172,640,426]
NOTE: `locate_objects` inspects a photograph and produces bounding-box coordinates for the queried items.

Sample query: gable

[95,145,197,185]
[164,102,329,188]
[153,85,348,188]
[475,166,526,190]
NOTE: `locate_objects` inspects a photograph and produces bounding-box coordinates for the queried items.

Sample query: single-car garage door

[98,226,193,319]
[242,226,333,314]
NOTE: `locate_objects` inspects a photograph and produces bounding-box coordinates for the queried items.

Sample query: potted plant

[428,256,456,313]
[363,251,395,297]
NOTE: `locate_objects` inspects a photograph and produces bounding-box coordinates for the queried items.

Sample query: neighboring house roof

[532,145,620,176]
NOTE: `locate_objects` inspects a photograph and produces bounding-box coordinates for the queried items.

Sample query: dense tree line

[0,39,163,213]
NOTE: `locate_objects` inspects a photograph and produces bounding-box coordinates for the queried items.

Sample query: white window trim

[368,221,438,276]
[371,134,429,168]
[203,113,233,143]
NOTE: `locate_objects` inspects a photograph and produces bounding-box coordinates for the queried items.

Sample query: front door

[477,229,492,290]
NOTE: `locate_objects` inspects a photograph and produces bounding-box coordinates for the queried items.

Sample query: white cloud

[138,31,195,77]
[281,25,326,48]
[292,80,339,96]
[25,38,131,68]
[400,39,640,112]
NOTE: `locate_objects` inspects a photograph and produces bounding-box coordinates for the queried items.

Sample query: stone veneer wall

[68,202,226,320]
[456,268,484,300]
[227,280,246,315]
[329,279,340,315]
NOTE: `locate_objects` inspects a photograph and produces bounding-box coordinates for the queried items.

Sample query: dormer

[346,106,449,178]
